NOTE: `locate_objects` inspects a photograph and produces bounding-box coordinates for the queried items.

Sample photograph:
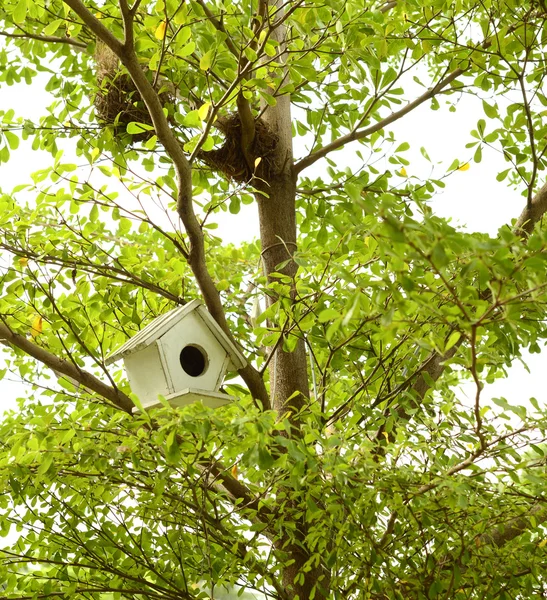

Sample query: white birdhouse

[106,300,247,411]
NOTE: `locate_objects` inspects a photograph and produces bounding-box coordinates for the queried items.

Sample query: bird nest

[94,43,278,182]
[197,113,278,183]
[94,42,172,141]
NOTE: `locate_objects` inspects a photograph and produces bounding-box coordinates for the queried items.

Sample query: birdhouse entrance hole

[179,345,208,377]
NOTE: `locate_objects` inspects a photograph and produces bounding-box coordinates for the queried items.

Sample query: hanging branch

[0,321,134,412]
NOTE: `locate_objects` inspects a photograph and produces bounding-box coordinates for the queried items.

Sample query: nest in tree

[197,113,278,183]
[94,43,278,181]
[94,42,172,141]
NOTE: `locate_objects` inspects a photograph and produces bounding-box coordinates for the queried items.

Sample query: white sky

[0,75,545,417]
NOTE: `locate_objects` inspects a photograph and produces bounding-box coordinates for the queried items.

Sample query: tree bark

[253,3,325,598]
[256,11,309,420]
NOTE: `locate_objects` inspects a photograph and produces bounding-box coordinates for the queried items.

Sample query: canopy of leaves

[0,0,547,598]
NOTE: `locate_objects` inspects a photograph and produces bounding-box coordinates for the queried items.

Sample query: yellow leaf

[254,156,262,169]
[95,12,102,18]
[231,464,238,479]
[18,257,29,267]
[155,20,167,40]
[399,167,408,177]
[458,162,470,171]
[31,315,43,338]
[198,102,211,121]
[539,538,547,548]
[382,431,389,441]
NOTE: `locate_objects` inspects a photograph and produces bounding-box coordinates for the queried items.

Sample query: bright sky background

[1,73,545,418]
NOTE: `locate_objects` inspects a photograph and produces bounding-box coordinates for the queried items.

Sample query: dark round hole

[179,345,207,377]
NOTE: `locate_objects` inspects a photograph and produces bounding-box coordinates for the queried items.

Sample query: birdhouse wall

[124,344,171,405]
[158,311,231,393]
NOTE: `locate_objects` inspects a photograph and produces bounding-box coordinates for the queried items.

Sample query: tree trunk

[256,17,309,419]
[254,5,327,597]
[256,150,309,415]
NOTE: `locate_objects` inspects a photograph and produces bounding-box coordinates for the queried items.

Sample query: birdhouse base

[132,388,233,412]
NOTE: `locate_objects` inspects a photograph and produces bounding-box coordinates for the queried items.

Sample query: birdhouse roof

[105,300,247,370]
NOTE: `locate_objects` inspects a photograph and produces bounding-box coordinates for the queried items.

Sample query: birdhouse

[106,300,247,411]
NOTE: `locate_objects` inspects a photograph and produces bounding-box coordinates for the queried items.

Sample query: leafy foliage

[1,0,547,598]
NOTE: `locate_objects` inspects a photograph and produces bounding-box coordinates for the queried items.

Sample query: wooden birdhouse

[106,300,247,411]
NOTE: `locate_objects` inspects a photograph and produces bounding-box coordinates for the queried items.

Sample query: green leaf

[200,50,213,71]
[258,447,274,469]
[229,197,240,214]
[431,243,448,267]
[90,204,99,222]
[12,0,27,24]
[165,429,181,463]
[445,331,461,351]
[482,100,498,118]
[37,452,53,476]
[127,122,154,134]
[178,40,196,57]
[318,308,341,322]
[4,131,19,150]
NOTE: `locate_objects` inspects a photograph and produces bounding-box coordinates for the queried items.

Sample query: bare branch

[518,68,538,210]
[0,321,134,413]
[0,29,87,49]
[294,68,463,174]
[118,0,135,48]
[192,0,257,170]
[206,459,275,523]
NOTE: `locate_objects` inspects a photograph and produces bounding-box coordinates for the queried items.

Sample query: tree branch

[62,0,124,54]
[193,0,239,56]
[237,91,256,169]
[0,322,272,532]
[379,1,398,12]
[206,459,275,523]
[408,178,547,403]
[0,321,134,413]
[62,0,270,409]
[478,503,547,548]
[0,29,87,49]
[515,180,547,234]
[294,68,463,174]
[192,0,257,167]
[1,244,183,305]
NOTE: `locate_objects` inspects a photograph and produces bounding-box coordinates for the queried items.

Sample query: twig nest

[94,42,172,141]
[198,113,278,183]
